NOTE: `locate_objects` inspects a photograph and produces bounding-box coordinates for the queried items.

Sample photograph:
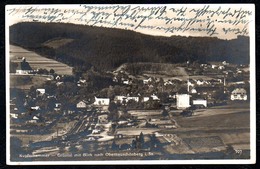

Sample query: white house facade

[176,94,190,109]
[94,97,110,106]
[231,88,247,101]
[193,99,207,107]
[77,101,87,108]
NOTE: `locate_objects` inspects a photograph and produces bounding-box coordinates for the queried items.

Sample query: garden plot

[182,136,226,153]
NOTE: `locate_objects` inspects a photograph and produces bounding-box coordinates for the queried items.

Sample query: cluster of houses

[28,85,247,110]
[112,75,248,106]
[10,58,249,124]
[114,94,160,104]
[176,86,248,109]
[10,85,248,124]
[200,61,229,70]
[230,88,248,101]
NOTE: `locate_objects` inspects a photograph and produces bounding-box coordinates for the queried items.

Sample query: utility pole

[187,78,190,93]
[57,128,59,138]
[224,75,227,94]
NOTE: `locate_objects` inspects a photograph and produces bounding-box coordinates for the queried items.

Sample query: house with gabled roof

[114,96,127,103]
[93,97,110,106]
[98,113,108,124]
[143,77,152,84]
[16,57,34,74]
[142,94,160,102]
[36,89,45,97]
[54,103,61,111]
[190,88,197,94]
[114,96,139,103]
[76,100,89,108]
[231,88,247,101]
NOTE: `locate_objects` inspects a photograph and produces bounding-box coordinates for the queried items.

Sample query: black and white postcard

[6,4,256,165]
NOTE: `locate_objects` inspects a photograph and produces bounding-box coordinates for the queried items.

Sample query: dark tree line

[10,22,249,71]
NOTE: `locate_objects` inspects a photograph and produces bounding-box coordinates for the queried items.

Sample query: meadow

[10,45,73,75]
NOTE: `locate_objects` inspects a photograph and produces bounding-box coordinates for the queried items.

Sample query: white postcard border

[5,4,256,165]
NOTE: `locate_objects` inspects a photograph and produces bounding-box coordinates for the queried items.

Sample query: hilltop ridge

[10,22,250,71]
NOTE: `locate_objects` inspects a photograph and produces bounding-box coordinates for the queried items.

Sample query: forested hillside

[10,22,250,71]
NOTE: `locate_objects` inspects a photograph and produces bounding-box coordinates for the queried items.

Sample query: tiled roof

[232,88,247,94]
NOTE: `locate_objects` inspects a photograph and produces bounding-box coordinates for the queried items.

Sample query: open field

[128,110,162,115]
[142,66,189,81]
[143,73,187,81]
[175,110,249,128]
[143,66,188,76]
[9,45,73,75]
[174,102,250,128]
[164,102,250,152]
[11,133,56,145]
[126,102,250,154]
[115,63,192,81]
[43,38,74,49]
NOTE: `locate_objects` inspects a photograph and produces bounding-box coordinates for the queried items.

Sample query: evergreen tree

[139,132,145,148]
[111,140,118,150]
[49,69,55,74]
[162,108,169,117]
[149,133,157,150]
[131,139,137,150]
[108,102,119,122]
